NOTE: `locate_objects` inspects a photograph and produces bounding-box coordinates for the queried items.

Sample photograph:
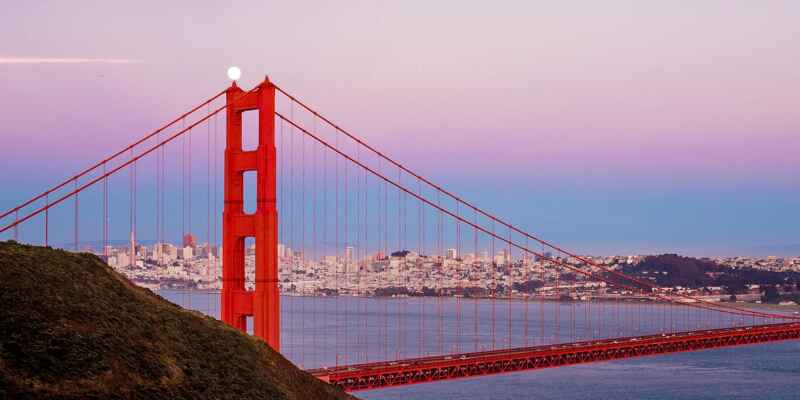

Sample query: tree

[512,280,544,294]
[723,280,747,296]
[762,285,781,304]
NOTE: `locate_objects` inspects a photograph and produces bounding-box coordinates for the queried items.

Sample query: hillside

[0,241,356,400]
[622,254,800,294]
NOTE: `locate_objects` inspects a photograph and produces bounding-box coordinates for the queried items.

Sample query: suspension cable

[275,111,794,321]
[272,90,795,321]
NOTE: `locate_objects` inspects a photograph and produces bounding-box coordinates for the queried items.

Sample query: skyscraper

[446,248,458,260]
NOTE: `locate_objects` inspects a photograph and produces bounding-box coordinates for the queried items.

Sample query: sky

[1,1,798,256]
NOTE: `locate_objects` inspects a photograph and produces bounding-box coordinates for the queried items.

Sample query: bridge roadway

[310,322,800,391]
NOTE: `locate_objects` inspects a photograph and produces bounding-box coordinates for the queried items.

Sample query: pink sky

[1,1,798,254]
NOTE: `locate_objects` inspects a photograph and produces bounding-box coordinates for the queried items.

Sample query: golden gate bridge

[2,76,798,392]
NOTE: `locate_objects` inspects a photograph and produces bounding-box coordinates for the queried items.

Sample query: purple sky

[1,1,798,255]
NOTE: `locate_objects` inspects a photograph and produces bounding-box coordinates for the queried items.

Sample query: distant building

[180,246,194,260]
[278,243,286,258]
[494,249,510,265]
[154,243,178,264]
[116,253,130,269]
[345,261,358,274]
[164,243,178,260]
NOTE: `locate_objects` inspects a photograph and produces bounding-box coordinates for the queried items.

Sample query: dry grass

[0,241,357,400]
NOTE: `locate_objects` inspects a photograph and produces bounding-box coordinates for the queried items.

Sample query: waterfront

[161,290,800,399]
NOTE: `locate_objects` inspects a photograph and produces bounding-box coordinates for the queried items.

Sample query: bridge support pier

[221,77,280,351]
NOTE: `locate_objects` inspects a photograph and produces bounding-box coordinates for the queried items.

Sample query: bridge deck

[310,322,800,392]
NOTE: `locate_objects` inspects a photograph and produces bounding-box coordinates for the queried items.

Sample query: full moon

[227,66,242,81]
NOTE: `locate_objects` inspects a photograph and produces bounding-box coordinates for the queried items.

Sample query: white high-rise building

[494,249,510,265]
[345,260,359,274]
[180,246,194,260]
[278,243,286,258]
[164,243,178,262]
[116,253,130,269]
[446,248,458,260]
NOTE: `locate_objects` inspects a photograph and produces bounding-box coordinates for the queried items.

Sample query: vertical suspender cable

[437,190,444,355]
[44,197,48,247]
[188,122,192,238]
[473,208,479,351]
[334,130,340,367]
[301,115,307,366]
[555,268,560,343]
[362,150,369,362]
[214,113,219,286]
[312,117,319,365]
[507,226,512,348]
[129,148,134,267]
[181,118,186,241]
[103,162,108,256]
[74,178,79,251]
[540,258,545,344]
[524,237,529,346]
[344,140,350,362]
[157,132,162,263]
[207,103,212,282]
[491,220,496,350]
[133,156,137,263]
[571,274,576,342]
[418,178,424,357]
[289,104,295,360]
[397,167,403,359]
[455,202,462,353]
[384,162,389,360]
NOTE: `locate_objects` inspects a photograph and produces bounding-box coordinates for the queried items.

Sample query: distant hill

[626,254,721,288]
[0,241,356,400]
[621,253,800,294]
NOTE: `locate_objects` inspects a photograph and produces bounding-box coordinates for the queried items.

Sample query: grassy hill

[0,241,356,400]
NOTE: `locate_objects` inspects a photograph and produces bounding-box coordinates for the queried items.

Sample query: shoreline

[152,287,800,312]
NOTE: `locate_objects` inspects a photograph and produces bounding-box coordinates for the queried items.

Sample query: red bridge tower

[221,78,280,350]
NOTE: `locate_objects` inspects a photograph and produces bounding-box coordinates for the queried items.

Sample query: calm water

[159,290,800,399]
[362,342,800,400]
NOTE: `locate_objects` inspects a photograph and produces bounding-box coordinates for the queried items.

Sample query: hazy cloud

[0,57,141,64]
